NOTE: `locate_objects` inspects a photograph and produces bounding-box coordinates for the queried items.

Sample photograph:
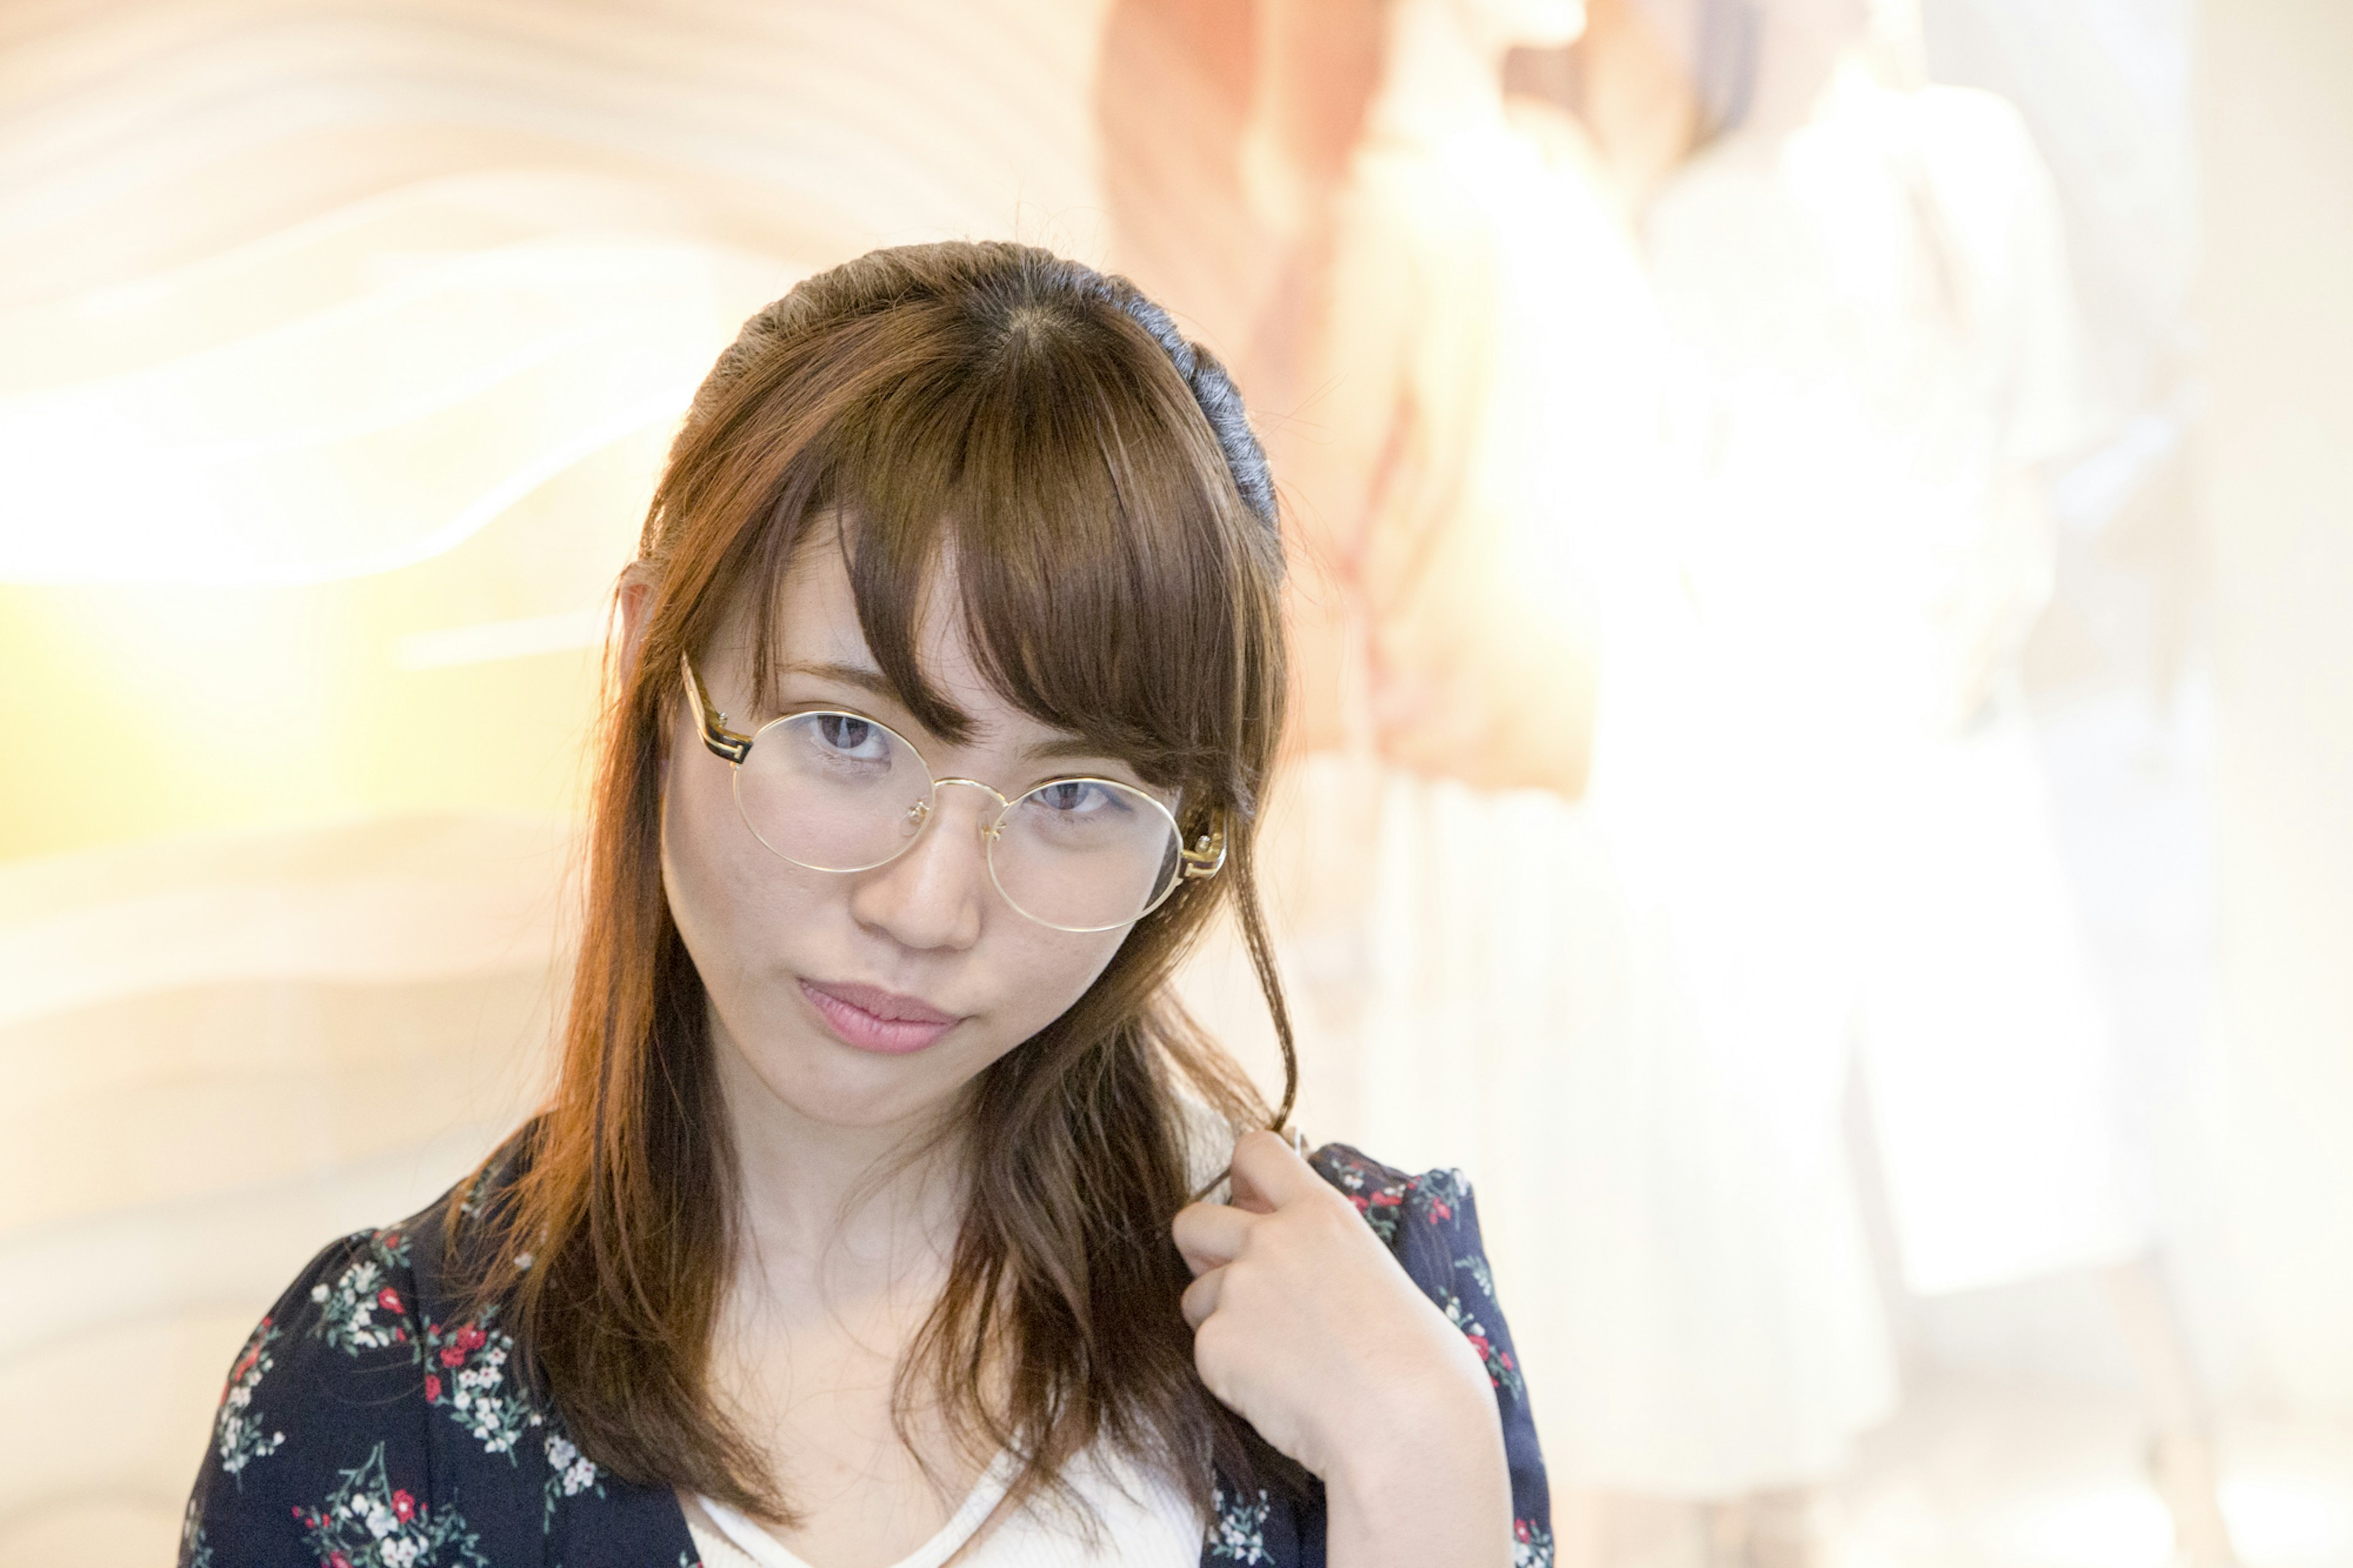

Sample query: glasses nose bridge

[920,775,1014,843]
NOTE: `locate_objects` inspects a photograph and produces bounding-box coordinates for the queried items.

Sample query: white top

[1646,64,2146,1300]
[684,1442,1204,1568]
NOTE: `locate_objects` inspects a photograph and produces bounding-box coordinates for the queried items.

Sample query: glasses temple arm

[680,656,754,764]
[1178,819,1227,881]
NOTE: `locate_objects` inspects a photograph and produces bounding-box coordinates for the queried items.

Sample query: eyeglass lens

[731,710,1183,931]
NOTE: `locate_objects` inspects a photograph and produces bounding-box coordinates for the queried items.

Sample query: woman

[178,242,1548,1568]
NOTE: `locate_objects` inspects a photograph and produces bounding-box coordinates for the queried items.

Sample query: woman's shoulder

[180,1214,464,1567]
[1302,1143,1520,1392]
[1207,1139,1553,1566]
[178,1129,685,1568]
[1303,1140,1471,1241]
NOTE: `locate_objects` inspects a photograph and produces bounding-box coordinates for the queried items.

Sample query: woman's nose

[845,781,998,949]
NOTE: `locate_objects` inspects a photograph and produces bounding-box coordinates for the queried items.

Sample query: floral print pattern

[213,1315,287,1483]
[1409,1167,1470,1226]
[181,1129,1547,1567]
[542,1428,605,1526]
[422,1313,533,1458]
[1320,1155,1414,1243]
[309,1218,550,1470]
[294,1442,489,1568]
[1444,1290,1526,1402]
[309,1230,415,1355]
[1316,1151,1469,1244]
[181,1498,214,1568]
[1207,1482,1275,1563]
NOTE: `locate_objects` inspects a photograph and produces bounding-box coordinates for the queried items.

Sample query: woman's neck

[709,1021,968,1291]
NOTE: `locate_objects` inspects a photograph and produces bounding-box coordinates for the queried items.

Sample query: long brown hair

[460,241,1302,1524]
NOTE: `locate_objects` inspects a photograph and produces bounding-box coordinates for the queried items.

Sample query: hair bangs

[773,297,1259,809]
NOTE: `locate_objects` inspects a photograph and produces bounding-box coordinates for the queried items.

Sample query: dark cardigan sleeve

[180,1224,462,1568]
[1305,1144,1554,1565]
[181,1175,695,1568]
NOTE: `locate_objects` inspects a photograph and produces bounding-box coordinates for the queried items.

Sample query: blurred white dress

[1183,96,1900,1497]
[1645,64,2154,1301]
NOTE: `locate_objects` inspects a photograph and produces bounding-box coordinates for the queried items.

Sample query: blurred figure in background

[1173,0,2237,1561]
[1236,0,1630,1278]
[1630,0,2233,1559]
[1170,4,1909,1564]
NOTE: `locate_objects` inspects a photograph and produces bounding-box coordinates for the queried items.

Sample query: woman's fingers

[1171,1199,1256,1276]
[1180,1264,1224,1330]
[1227,1128,1324,1214]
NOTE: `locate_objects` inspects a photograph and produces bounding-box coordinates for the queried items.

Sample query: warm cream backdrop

[0,0,1119,861]
[0,3,1123,1560]
[2200,0,2353,1412]
[10,2,2353,1565]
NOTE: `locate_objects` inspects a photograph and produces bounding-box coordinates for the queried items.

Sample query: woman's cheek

[993,924,1129,1039]
[661,766,775,976]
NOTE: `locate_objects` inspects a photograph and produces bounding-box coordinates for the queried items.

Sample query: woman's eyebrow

[1023,734,1131,765]
[780,659,900,702]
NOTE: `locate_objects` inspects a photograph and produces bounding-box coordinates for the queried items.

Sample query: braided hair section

[683,243,1279,553]
[1087,276,1280,540]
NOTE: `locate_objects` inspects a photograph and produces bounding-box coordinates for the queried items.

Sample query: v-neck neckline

[685,1452,1018,1568]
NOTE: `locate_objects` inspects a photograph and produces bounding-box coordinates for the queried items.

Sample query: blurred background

[2,1,2350,1564]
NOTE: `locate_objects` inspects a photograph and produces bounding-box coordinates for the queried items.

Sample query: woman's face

[658,537,1151,1138]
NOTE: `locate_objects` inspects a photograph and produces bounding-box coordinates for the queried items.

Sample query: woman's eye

[1035,776,1096,809]
[813,714,889,759]
[1036,780,1113,814]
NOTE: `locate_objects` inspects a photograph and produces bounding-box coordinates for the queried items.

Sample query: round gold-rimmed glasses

[681,657,1226,933]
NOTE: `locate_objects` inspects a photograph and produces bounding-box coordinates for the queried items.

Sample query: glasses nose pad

[901,798,932,841]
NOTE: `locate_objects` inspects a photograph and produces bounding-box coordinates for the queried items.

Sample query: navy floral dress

[181,1138,1552,1568]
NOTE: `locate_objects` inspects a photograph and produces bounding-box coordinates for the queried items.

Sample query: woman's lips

[798,979,960,1055]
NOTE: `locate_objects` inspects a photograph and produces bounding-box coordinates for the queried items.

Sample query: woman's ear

[615,561,657,684]
[614,561,672,789]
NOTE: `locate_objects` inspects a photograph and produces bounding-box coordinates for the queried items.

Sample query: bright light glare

[395,607,610,670]
[1988,1485,2172,1568]
[0,242,722,586]
[2221,1472,2353,1563]
[1987,1472,2353,1568]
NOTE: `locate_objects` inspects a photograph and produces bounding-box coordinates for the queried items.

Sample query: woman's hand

[1172,1131,1514,1568]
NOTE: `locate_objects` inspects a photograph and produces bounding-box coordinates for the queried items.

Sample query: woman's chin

[722,1021,992,1137]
